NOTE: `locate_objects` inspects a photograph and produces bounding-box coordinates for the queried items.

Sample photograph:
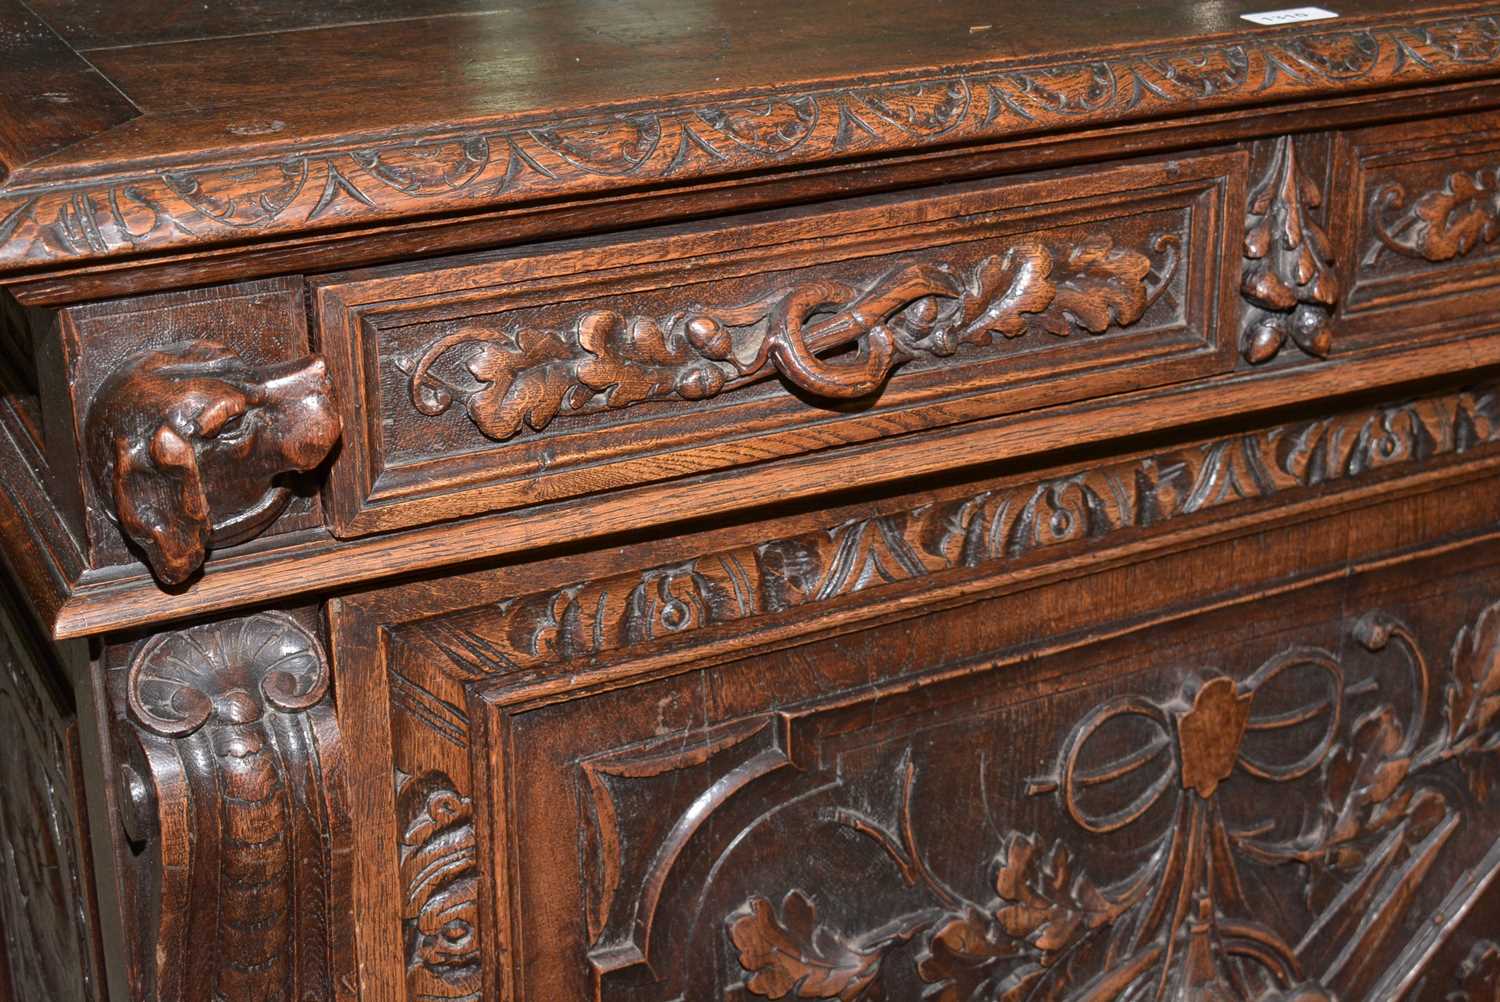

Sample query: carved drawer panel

[1333,109,1500,347]
[313,153,1241,536]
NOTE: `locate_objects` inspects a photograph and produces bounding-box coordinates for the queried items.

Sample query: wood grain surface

[2,4,1500,1001]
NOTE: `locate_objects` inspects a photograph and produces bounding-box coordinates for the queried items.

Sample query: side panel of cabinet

[0,583,105,1002]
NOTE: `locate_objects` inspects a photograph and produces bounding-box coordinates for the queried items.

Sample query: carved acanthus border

[2,15,1498,267]
[728,601,1500,1001]
[408,383,1500,682]
[408,234,1179,438]
[121,612,356,1002]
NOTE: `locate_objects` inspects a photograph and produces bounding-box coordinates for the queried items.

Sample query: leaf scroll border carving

[2,14,1499,267]
[406,233,1180,440]
[406,382,1500,683]
[1368,165,1500,265]
[727,601,1500,1002]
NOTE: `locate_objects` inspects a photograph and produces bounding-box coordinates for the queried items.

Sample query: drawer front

[1334,109,1500,345]
[335,379,1500,1002]
[314,153,1241,536]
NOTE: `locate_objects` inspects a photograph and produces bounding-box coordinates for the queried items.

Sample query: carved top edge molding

[1,13,1498,269]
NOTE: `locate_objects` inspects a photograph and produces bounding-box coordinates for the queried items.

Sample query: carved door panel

[340,495,1500,1001]
[0,585,104,1002]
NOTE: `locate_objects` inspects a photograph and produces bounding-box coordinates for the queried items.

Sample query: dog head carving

[85,341,342,586]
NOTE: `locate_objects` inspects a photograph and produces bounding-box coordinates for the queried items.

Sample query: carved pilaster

[1241,134,1340,364]
[118,611,356,1002]
[84,342,342,586]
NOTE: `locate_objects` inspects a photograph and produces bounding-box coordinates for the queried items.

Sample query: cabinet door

[333,406,1500,1002]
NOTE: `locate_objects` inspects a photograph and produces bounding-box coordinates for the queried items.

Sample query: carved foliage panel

[0,589,102,1002]
[471,545,1500,1001]
[389,674,482,1002]
[359,380,1500,1002]
[317,153,1233,535]
[1334,109,1500,329]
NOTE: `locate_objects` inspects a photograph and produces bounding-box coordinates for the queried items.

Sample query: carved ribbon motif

[123,612,355,1002]
[729,602,1500,1001]
[407,234,1179,440]
[1241,136,1339,364]
[412,384,1500,681]
[1369,167,1500,263]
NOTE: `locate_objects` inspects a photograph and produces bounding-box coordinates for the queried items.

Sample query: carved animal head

[85,341,342,586]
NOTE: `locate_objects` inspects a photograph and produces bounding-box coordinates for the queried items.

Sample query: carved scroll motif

[85,341,342,586]
[407,234,1179,441]
[397,770,481,1002]
[121,612,356,1002]
[1369,167,1500,263]
[729,601,1500,1001]
[1241,135,1339,364]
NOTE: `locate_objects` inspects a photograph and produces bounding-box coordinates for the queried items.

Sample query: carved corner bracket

[84,341,342,586]
[117,612,356,1002]
[1241,135,1340,365]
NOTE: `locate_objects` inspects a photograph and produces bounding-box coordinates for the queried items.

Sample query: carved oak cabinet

[6,2,1500,1000]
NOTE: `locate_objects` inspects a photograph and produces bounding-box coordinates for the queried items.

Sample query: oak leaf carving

[1443,601,1500,798]
[916,907,1038,1002]
[992,833,1111,958]
[728,892,884,1001]
[1403,172,1500,262]
[1446,600,1500,746]
[574,310,726,405]
[415,326,575,440]
[1042,233,1157,335]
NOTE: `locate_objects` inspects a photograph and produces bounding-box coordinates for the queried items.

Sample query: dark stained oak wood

[1,2,1499,272]
[3,3,1500,1001]
[0,2,136,185]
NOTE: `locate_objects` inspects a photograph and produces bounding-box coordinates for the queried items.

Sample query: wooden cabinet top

[2,0,1499,280]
